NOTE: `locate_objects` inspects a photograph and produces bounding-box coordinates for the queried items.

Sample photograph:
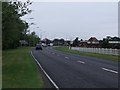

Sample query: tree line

[46,36,120,49]
[2,1,40,50]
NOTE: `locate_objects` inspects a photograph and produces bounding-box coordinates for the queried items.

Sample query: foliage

[53,38,65,46]
[72,37,79,47]
[26,32,40,46]
[2,1,40,49]
[2,1,31,49]
[45,38,52,44]
[101,36,120,49]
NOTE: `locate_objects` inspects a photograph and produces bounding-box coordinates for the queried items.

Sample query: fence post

[98,48,100,54]
[109,48,111,55]
[112,49,115,55]
[105,48,107,54]
[115,49,117,55]
[102,48,104,54]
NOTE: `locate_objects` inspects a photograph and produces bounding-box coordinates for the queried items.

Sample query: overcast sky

[22,2,118,40]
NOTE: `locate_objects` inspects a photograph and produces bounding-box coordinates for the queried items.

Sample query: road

[32,46,118,88]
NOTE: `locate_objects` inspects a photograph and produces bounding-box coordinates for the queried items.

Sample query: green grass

[54,46,119,62]
[2,47,44,88]
[0,50,2,89]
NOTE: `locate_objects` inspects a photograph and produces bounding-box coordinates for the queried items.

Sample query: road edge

[31,51,59,90]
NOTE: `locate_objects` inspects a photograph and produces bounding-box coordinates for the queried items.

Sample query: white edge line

[77,61,85,64]
[102,68,118,74]
[31,51,59,90]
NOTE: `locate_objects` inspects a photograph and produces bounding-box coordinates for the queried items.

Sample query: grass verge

[2,47,44,88]
[54,46,119,62]
[0,50,2,89]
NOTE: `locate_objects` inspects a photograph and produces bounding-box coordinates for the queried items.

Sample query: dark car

[35,44,42,50]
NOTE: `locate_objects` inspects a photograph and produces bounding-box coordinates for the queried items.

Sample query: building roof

[87,37,99,44]
[88,37,99,42]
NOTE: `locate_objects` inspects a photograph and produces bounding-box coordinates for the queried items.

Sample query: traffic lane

[44,48,118,74]
[32,49,118,88]
[33,49,118,88]
[41,48,118,87]
[46,47,118,71]
[50,47,118,67]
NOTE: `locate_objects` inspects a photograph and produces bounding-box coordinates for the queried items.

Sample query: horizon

[41,35,119,41]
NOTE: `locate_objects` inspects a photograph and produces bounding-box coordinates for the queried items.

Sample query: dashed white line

[77,61,85,64]
[31,51,59,90]
[65,57,69,59]
[102,68,118,74]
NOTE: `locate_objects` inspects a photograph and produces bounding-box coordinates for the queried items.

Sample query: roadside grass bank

[2,47,44,88]
[0,50,2,89]
[54,46,119,62]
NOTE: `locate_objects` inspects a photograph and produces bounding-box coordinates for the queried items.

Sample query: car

[42,43,47,47]
[35,44,42,50]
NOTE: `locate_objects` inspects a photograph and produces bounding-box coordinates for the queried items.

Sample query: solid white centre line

[65,57,69,59]
[102,68,118,74]
[77,61,85,64]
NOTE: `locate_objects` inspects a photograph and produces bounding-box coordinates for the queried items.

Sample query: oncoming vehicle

[35,44,42,50]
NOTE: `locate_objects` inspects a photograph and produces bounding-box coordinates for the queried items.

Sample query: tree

[59,39,65,45]
[101,36,120,49]
[53,39,59,46]
[102,38,109,48]
[2,0,32,49]
[45,38,51,44]
[26,32,40,46]
[52,38,65,46]
[72,37,79,47]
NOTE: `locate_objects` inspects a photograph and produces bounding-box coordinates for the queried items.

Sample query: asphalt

[32,46,118,88]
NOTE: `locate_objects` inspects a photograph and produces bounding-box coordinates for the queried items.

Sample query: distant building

[87,37,100,48]
[108,41,120,49]
[79,37,100,48]
[108,41,120,44]
[79,40,88,47]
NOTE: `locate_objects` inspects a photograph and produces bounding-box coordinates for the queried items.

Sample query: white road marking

[77,61,85,64]
[31,51,59,90]
[102,68,118,74]
[65,57,69,59]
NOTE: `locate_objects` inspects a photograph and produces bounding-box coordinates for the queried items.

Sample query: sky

[22,1,118,40]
